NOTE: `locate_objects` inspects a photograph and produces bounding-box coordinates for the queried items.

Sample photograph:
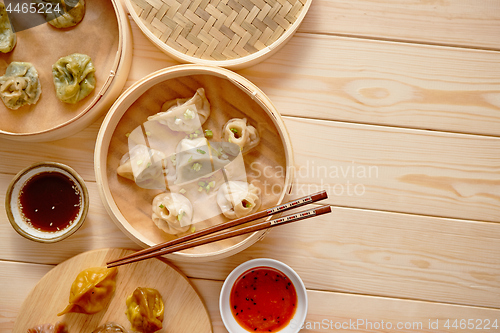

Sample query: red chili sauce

[19,171,81,232]
[230,266,297,332]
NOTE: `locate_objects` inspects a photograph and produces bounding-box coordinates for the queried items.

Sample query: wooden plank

[280,117,500,222]
[240,33,500,136]
[298,0,500,51]
[2,170,500,308]
[2,261,500,332]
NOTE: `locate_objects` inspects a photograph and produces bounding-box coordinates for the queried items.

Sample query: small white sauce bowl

[220,258,308,333]
[5,162,89,243]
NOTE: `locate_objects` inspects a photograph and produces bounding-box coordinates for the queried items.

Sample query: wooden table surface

[2,1,500,332]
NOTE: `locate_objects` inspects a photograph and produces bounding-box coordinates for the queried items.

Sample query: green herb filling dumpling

[36,0,86,29]
[52,53,96,104]
[0,3,16,53]
[0,62,41,110]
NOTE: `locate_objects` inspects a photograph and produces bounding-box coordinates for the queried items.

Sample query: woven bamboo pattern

[130,0,307,61]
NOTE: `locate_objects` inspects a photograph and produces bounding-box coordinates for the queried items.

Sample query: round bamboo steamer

[94,64,294,262]
[124,0,312,69]
[0,0,132,142]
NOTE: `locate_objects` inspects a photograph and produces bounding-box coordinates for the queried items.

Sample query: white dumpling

[147,88,210,133]
[152,192,193,234]
[117,145,168,189]
[0,62,41,110]
[217,181,261,219]
[222,118,260,154]
[175,137,230,185]
[0,3,16,53]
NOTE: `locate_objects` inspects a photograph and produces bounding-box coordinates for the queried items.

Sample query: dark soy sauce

[19,172,81,232]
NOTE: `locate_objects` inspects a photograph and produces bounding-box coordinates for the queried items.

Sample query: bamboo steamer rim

[124,0,312,70]
[0,0,132,142]
[94,64,294,262]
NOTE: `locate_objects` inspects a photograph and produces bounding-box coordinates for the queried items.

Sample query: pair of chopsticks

[107,190,330,268]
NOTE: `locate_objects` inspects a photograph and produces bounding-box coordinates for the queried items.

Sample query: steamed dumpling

[147,88,210,133]
[0,3,16,53]
[174,137,230,184]
[217,181,261,219]
[58,266,118,316]
[52,53,95,104]
[27,322,69,333]
[117,145,169,189]
[92,323,130,333]
[222,118,260,154]
[0,62,41,110]
[37,0,86,28]
[152,192,193,234]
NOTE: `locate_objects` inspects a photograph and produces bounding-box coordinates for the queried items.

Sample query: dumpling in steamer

[0,62,41,110]
[217,181,261,219]
[52,53,96,104]
[58,266,118,316]
[0,3,16,53]
[117,145,170,189]
[152,192,193,235]
[147,88,210,133]
[36,0,86,29]
[222,118,260,154]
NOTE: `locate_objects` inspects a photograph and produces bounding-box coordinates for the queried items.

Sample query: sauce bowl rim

[5,161,89,243]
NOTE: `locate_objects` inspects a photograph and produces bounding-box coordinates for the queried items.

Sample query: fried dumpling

[147,88,211,133]
[152,192,193,234]
[126,287,164,333]
[36,0,86,29]
[217,181,261,219]
[0,3,16,53]
[222,118,260,154]
[0,62,41,110]
[52,53,95,104]
[58,266,118,316]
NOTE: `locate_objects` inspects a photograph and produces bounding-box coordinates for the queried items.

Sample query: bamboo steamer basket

[95,64,294,262]
[0,0,132,142]
[124,0,312,69]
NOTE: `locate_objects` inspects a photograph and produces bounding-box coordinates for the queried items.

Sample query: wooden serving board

[13,248,212,333]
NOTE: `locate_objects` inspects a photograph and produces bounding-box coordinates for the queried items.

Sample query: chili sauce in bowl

[220,259,307,333]
[5,162,89,243]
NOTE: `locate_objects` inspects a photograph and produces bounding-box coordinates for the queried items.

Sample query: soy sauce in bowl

[19,171,81,232]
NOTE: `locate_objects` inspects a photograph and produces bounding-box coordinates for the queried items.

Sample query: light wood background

[1,0,500,332]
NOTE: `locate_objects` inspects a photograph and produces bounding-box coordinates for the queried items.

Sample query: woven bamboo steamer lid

[124,0,312,69]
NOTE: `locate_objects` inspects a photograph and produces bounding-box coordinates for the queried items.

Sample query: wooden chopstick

[107,204,331,268]
[107,190,328,267]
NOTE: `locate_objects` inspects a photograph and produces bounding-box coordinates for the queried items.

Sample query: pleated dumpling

[52,53,95,104]
[126,287,164,333]
[36,0,86,29]
[222,118,260,154]
[0,62,41,110]
[0,3,16,53]
[217,181,261,219]
[58,266,118,316]
[152,192,193,235]
[148,88,210,133]
[117,145,171,189]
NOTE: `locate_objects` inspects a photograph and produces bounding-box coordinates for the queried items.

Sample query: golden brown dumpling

[0,3,16,53]
[58,266,118,316]
[126,287,164,333]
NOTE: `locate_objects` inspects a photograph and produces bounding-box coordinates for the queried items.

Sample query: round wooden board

[13,248,212,333]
